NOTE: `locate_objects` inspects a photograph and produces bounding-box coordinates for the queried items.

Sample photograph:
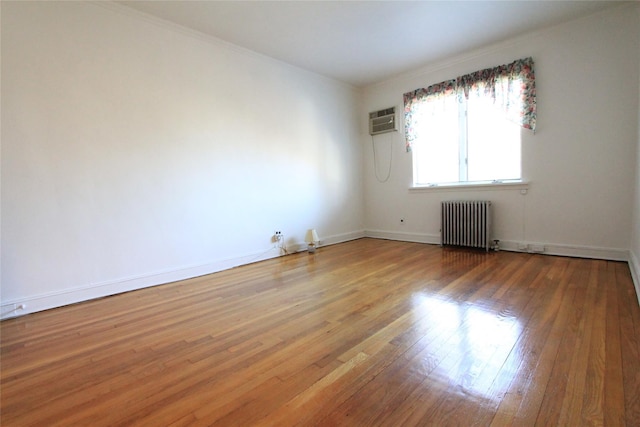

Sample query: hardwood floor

[2,238,639,426]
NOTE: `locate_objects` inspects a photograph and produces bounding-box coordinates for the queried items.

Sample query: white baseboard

[3,229,633,320]
[1,254,268,320]
[363,231,629,261]
[320,230,367,247]
[497,240,629,261]
[288,230,366,253]
[1,230,366,320]
[629,250,640,307]
[364,229,440,245]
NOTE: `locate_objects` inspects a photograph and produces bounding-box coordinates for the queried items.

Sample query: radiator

[441,201,492,252]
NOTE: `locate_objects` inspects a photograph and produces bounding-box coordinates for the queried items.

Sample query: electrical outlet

[273,231,283,243]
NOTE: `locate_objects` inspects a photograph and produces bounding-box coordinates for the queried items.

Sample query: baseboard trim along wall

[1,230,366,320]
[497,240,629,262]
[629,251,640,307]
[365,230,629,262]
[4,230,635,319]
[364,230,441,245]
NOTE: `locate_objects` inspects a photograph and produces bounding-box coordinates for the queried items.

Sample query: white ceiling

[118,1,625,87]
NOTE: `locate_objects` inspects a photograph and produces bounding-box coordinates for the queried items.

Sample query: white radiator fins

[441,201,492,251]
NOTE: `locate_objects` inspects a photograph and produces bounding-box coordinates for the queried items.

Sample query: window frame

[408,179,529,193]
[410,92,523,188]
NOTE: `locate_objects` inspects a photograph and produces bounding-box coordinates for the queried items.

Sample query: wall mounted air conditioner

[369,107,397,135]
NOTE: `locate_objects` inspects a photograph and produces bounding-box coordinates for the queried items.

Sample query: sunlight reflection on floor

[411,293,522,401]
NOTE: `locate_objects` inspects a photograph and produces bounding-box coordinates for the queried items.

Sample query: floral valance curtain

[403,57,536,152]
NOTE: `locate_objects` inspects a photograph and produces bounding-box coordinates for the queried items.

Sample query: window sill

[409,180,529,193]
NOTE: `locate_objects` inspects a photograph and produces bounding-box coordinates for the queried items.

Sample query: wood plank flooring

[2,238,639,426]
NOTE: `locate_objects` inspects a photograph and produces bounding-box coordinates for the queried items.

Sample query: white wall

[631,4,640,302]
[362,4,640,261]
[1,1,364,318]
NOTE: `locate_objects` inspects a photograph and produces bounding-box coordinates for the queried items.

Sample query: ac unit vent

[369,107,397,135]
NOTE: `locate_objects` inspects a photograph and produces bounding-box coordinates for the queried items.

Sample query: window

[404,58,536,187]
[411,87,521,185]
